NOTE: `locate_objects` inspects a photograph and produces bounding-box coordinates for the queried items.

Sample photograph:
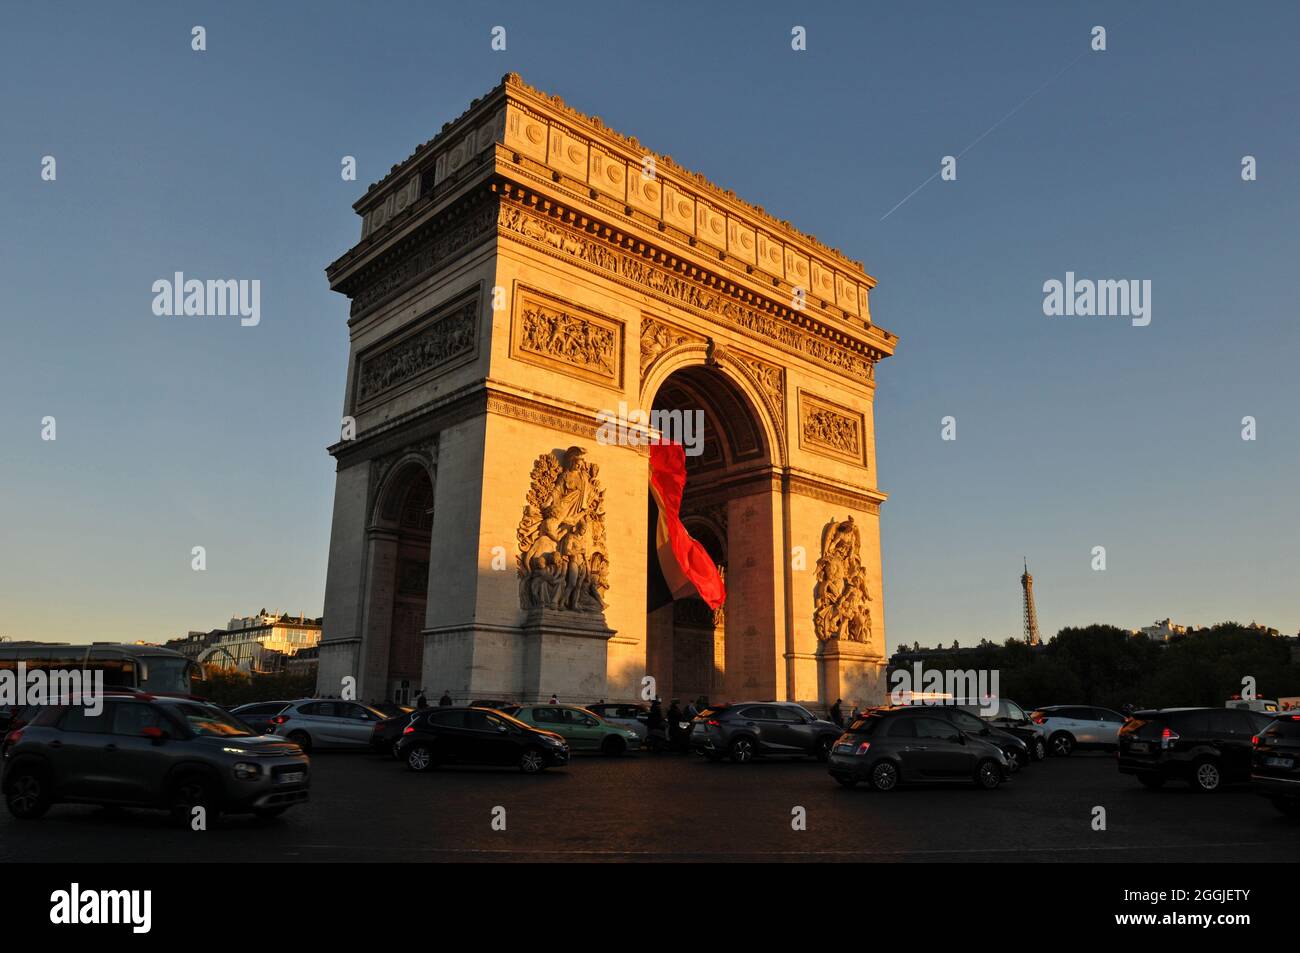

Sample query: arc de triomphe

[316,74,896,710]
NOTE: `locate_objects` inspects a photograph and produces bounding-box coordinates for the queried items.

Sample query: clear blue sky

[2,1,1297,650]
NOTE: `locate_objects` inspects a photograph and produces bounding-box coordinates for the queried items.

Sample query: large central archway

[645,362,781,706]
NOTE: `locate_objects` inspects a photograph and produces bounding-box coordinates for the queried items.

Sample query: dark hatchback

[1118,707,1273,792]
[395,706,569,774]
[827,708,1010,791]
[2,695,309,821]
[690,702,843,763]
[371,710,417,757]
[901,704,1033,772]
[1252,713,1300,817]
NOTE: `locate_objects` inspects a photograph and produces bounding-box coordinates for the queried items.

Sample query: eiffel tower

[1021,558,1042,646]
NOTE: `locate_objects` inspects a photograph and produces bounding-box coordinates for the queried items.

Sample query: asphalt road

[4,750,1298,862]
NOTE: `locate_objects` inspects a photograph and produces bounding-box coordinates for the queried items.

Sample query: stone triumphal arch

[317,75,897,711]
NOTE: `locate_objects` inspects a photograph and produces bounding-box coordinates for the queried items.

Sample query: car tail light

[271,715,289,726]
[402,725,415,735]
[1030,712,1045,725]
[854,741,871,756]
[1252,735,1260,745]
[706,719,720,727]
[4,729,22,747]
[1161,727,1179,750]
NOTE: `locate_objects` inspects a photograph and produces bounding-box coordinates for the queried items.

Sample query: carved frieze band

[353,291,480,409]
[511,285,624,388]
[498,201,875,382]
[798,390,866,467]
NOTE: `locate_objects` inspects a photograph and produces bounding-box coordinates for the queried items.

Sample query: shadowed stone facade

[317,74,896,710]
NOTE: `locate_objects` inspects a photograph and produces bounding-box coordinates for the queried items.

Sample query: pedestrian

[438,689,453,707]
[647,698,664,732]
[830,697,844,727]
[549,693,558,704]
[684,698,698,719]
[415,690,428,709]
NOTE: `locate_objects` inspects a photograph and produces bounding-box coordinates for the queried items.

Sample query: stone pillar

[723,486,784,701]
[819,639,887,712]
[358,529,398,701]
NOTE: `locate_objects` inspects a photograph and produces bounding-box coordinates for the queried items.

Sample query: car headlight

[542,735,564,746]
[233,762,261,780]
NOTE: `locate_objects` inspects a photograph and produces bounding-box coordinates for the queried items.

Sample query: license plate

[278,771,305,784]
[1266,756,1294,769]
[1129,742,1149,753]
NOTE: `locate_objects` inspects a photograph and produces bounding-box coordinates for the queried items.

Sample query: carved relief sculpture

[517,446,610,613]
[813,516,872,643]
[354,299,477,406]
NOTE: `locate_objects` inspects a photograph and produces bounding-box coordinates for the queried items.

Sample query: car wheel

[287,731,313,754]
[975,759,1002,790]
[406,744,435,772]
[601,736,626,757]
[4,768,51,820]
[1138,774,1166,790]
[835,776,858,788]
[1049,732,1074,757]
[1271,797,1300,818]
[1032,738,1047,761]
[869,761,899,791]
[1191,758,1222,793]
[815,736,833,762]
[169,774,218,825]
[253,806,288,820]
[728,737,756,764]
[519,747,547,774]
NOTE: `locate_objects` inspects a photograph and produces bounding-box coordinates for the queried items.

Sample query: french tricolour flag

[648,442,726,610]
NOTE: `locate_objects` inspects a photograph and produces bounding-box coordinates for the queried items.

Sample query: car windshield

[171,702,255,737]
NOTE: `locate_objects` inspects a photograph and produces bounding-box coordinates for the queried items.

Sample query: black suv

[1252,713,1300,817]
[895,704,1032,772]
[1118,707,1273,792]
[690,702,842,763]
[2,695,309,821]
[395,706,569,774]
[827,707,1010,791]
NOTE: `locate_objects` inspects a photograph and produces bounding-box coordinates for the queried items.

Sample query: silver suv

[270,699,388,752]
[1031,705,1127,756]
[2,695,309,821]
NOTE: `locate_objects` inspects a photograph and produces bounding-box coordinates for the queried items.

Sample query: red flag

[648,442,726,610]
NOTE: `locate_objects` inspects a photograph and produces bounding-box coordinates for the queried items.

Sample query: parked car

[469,699,513,711]
[0,704,41,757]
[2,695,309,821]
[585,703,649,743]
[690,702,842,763]
[501,704,640,755]
[1030,705,1128,756]
[895,703,1032,772]
[269,699,389,752]
[827,708,1010,790]
[370,702,415,719]
[229,701,290,734]
[1117,707,1274,792]
[371,711,418,757]
[395,706,569,774]
[1252,713,1300,817]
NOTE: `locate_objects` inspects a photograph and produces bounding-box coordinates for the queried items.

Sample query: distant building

[166,609,321,673]
[1134,618,1187,642]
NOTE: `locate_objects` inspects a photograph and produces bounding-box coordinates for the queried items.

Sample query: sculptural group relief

[517,447,610,614]
[813,516,873,644]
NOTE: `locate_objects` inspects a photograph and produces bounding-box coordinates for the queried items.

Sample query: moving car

[371,710,418,757]
[689,702,842,764]
[958,698,1047,761]
[897,703,1032,772]
[269,699,389,752]
[585,702,650,743]
[1029,705,1127,756]
[1251,713,1300,816]
[229,700,290,734]
[1117,707,1273,792]
[395,706,569,774]
[827,708,1010,790]
[2,694,309,821]
[501,704,640,755]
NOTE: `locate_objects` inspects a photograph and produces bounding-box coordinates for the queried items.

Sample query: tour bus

[0,643,202,697]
